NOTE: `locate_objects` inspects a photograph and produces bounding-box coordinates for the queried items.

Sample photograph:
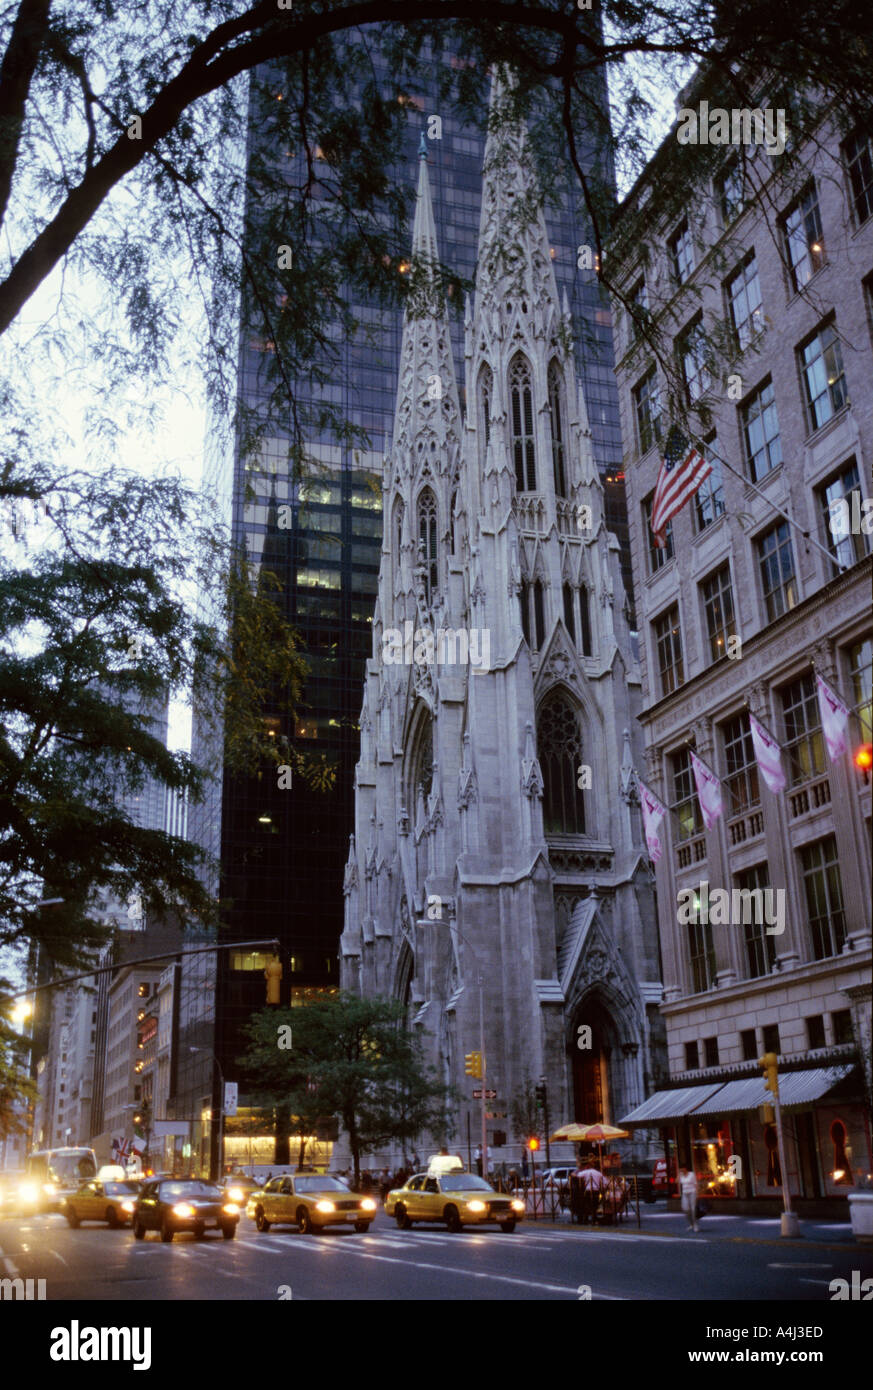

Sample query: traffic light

[854,743,872,772]
[264,956,282,1004]
[529,1137,540,1152]
[464,1051,482,1078]
[534,1081,547,1109]
[759,1052,779,1097]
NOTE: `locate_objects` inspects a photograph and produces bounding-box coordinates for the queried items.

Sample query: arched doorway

[571,998,619,1126]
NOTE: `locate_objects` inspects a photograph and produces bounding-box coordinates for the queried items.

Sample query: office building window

[677,317,711,402]
[757,521,797,621]
[722,712,760,815]
[643,492,674,571]
[548,361,567,498]
[688,915,717,994]
[668,219,694,284]
[783,183,826,291]
[673,746,703,841]
[537,694,586,835]
[717,157,747,225]
[819,460,871,570]
[800,836,847,960]
[780,672,825,785]
[831,1009,853,1045]
[510,354,537,492]
[694,442,726,532]
[633,368,662,455]
[848,638,872,742]
[727,254,764,350]
[685,1040,700,1070]
[741,380,783,481]
[417,487,438,602]
[799,323,848,431]
[701,564,736,662]
[654,606,684,696]
[843,129,873,225]
[740,1028,757,1062]
[629,276,648,340]
[806,1015,826,1050]
[703,1036,719,1068]
[736,864,776,978]
[762,1023,781,1054]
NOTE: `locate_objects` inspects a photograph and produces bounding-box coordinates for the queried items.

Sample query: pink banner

[816,673,849,761]
[637,777,667,863]
[748,712,786,795]
[690,749,723,829]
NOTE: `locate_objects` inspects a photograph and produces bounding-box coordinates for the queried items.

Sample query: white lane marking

[768,1263,832,1269]
[48,1249,69,1266]
[248,1235,626,1297]
[798,1279,836,1286]
[3,1256,20,1275]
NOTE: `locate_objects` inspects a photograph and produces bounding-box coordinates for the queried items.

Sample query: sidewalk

[527,1202,859,1245]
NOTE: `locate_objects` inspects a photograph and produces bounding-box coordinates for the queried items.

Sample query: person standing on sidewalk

[679,1165,700,1232]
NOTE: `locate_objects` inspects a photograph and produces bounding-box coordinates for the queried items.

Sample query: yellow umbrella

[550,1122,630,1171]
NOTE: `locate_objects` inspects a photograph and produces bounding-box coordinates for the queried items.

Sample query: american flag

[651,426,711,547]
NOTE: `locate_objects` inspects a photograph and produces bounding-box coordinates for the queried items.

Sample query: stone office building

[609,71,872,1205]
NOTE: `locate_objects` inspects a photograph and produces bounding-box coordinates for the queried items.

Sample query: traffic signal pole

[760,1052,799,1238]
[478,973,487,1180]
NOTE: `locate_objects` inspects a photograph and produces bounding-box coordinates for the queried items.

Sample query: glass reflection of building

[178,42,626,1173]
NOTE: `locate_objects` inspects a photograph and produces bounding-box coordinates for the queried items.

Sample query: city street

[3,1210,871,1302]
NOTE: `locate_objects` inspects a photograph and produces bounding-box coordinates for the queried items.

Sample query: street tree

[240,993,454,1183]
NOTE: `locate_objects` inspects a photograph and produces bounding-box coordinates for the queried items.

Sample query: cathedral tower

[342,79,663,1158]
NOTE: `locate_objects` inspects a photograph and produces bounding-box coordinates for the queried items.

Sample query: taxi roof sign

[426,1153,465,1175]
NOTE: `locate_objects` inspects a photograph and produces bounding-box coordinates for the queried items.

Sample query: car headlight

[222,1203,240,1216]
[18,1183,38,1203]
[315,1200,335,1214]
[466,1200,486,1212]
[172,1202,196,1217]
[121,1202,135,1214]
[360,1199,377,1212]
[227,1187,245,1203]
[43,1182,57,1195]
[511,1200,525,1212]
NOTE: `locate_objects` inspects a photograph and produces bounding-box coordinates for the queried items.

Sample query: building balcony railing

[676,833,707,869]
[789,774,831,820]
[727,807,765,845]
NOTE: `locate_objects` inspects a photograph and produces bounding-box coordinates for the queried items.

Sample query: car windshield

[48,1153,96,1185]
[293,1176,348,1194]
[441,1174,493,1192]
[105,1182,139,1196]
[159,1181,219,1199]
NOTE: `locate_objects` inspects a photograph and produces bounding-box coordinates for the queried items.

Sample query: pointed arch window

[579,584,592,656]
[520,578,546,650]
[548,361,567,498]
[449,488,458,555]
[417,488,438,601]
[409,714,433,810]
[520,580,532,646]
[538,694,587,835]
[393,497,404,558]
[563,583,576,642]
[533,580,545,648]
[479,365,492,453]
[510,355,536,492]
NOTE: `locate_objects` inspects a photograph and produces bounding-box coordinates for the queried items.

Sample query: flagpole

[691,435,843,572]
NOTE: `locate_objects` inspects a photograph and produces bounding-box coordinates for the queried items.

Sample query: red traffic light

[529,1137,540,1152]
[854,744,873,771]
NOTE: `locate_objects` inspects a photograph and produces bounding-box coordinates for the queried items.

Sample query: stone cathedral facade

[341,80,664,1159]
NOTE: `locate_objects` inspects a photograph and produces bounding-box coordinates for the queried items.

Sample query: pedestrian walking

[474,1145,483,1177]
[679,1165,700,1232]
[521,1148,529,1181]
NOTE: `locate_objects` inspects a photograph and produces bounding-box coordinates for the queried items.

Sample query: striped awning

[619,1065,857,1126]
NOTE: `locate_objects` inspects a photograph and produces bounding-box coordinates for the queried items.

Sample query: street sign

[224,1081,238,1116]
[473,1089,497,1099]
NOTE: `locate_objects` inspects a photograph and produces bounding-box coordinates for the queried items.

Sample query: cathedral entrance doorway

[571,1000,618,1127]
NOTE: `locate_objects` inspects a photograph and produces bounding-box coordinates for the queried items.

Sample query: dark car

[219,1174,262,1206]
[132,1179,240,1242]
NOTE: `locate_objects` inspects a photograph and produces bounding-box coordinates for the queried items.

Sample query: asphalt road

[3,1210,871,1302]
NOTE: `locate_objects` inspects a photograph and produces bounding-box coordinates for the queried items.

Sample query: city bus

[19,1147,98,1214]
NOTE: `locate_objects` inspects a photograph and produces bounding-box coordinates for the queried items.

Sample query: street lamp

[190,1047,224,1181]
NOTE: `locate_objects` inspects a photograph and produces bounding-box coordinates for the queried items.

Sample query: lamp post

[436,916,488,1180]
[190,1047,224,1181]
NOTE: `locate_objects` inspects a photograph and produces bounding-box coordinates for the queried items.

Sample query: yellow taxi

[385,1171,525,1232]
[62,1178,142,1228]
[246,1173,376,1234]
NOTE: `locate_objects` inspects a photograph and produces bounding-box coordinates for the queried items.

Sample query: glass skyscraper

[179,40,626,1171]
